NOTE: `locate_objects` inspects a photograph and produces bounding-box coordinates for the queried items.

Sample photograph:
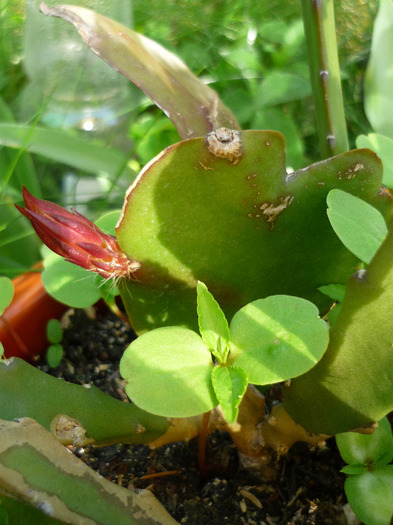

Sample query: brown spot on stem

[338,162,365,180]
[51,414,95,446]
[259,195,294,224]
[206,128,243,164]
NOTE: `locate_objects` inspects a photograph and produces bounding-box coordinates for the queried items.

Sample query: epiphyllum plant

[10,0,393,443]
[3,0,393,522]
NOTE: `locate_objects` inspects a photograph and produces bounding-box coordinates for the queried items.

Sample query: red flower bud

[16,187,140,280]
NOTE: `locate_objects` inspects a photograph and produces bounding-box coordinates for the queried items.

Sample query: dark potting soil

[37,307,354,525]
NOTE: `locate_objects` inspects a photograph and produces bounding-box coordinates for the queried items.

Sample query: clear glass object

[22,0,133,133]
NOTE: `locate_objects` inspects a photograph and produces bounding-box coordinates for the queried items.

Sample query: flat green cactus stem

[0,357,169,446]
[116,129,392,334]
[0,418,178,525]
[284,218,393,435]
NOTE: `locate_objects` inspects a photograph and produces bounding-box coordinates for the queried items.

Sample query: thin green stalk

[301,0,349,158]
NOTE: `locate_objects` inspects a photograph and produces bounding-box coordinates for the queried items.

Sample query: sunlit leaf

[211,365,248,424]
[336,417,393,467]
[229,295,329,385]
[197,282,230,364]
[327,189,388,264]
[344,468,393,525]
[42,249,101,309]
[356,133,393,189]
[120,327,217,417]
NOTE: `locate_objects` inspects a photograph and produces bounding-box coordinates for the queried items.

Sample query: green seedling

[336,417,393,525]
[120,282,329,424]
[45,319,63,368]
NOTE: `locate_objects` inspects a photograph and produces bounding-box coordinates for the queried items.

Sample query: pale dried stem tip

[206,127,243,164]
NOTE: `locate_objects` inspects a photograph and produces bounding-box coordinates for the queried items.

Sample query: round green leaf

[46,319,63,344]
[42,249,101,308]
[0,276,14,315]
[46,344,63,368]
[120,327,217,417]
[228,295,329,385]
[336,417,393,467]
[327,189,388,264]
[344,467,393,525]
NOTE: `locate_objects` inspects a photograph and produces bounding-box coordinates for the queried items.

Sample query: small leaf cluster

[120,282,329,424]
[336,417,393,525]
[45,319,63,369]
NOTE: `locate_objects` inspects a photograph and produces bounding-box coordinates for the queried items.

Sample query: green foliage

[120,326,218,418]
[0,493,64,525]
[0,275,14,358]
[197,281,230,365]
[211,366,248,424]
[129,113,180,166]
[356,133,393,189]
[0,275,14,315]
[42,249,102,309]
[327,189,388,264]
[120,284,328,424]
[46,319,62,344]
[364,0,393,139]
[46,320,63,368]
[336,417,393,525]
[46,344,63,369]
[0,123,135,183]
[318,284,346,303]
[3,0,393,506]
[228,295,329,385]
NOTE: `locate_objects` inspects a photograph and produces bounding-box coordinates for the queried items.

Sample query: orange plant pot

[0,267,67,361]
